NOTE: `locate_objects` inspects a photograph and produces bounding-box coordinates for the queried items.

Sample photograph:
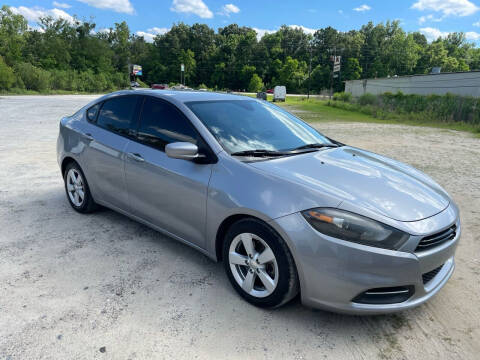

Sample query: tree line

[1,5,479,93]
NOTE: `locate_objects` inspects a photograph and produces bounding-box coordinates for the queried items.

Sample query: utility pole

[180,63,185,85]
[329,46,343,98]
[330,47,336,99]
[307,44,312,99]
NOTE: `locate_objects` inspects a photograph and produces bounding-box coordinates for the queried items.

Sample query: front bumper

[272,205,460,315]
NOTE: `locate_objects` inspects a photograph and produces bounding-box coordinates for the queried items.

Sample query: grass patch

[274,96,480,136]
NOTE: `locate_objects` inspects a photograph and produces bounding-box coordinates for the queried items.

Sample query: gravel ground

[0,95,479,360]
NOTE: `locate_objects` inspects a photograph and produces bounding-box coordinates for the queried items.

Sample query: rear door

[124,96,214,249]
[83,95,141,211]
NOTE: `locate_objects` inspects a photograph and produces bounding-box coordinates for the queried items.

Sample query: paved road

[0,95,479,359]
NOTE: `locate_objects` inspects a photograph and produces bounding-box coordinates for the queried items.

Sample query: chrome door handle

[127,152,145,162]
[84,132,94,141]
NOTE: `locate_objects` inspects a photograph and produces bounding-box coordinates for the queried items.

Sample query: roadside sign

[333,56,341,65]
[333,64,341,72]
[132,64,142,76]
[181,63,185,72]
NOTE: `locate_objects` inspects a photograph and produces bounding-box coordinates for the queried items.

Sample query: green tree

[248,74,264,92]
[310,64,330,91]
[211,62,226,89]
[240,65,256,90]
[179,49,196,85]
[110,21,131,73]
[0,7,478,94]
[342,58,362,80]
[0,5,27,65]
[0,55,15,90]
[275,56,307,93]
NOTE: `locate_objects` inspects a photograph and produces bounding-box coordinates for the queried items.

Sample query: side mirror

[165,142,201,160]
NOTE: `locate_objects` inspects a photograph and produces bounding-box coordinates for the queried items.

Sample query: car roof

[105,89,253,103]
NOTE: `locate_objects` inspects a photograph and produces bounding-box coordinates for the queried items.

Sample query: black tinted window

[86,103,100,122]
[137,97,198,150]
[97,96,139,136]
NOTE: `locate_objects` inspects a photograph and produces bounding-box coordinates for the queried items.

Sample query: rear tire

[223,218,299,308]
[64,162,98,213]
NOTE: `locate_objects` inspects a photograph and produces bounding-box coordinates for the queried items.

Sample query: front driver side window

[137,97,198,151]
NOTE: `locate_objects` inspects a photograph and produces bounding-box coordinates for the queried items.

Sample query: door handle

[127,152,145,162]
[84,132,94,141]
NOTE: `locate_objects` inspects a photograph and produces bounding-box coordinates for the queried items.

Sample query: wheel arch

[215,214,254,262]
[214,213,295,263]
[61,156,79,176]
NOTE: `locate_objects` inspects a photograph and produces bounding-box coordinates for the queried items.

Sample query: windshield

[185,100,333,154]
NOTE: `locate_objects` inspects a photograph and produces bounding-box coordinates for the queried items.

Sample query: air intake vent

[422,265,443,284]
[352,286,414,305]
[416,224,456,251]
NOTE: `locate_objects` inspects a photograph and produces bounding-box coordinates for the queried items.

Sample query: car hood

[250,146,450,222]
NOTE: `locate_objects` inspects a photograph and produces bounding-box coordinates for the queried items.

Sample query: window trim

[133,95,217,164]
[86,102,102,123]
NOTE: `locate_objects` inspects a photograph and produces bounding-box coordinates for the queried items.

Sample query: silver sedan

[57,90,460,314]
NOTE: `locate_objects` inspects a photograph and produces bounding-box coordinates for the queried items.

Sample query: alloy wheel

[228,233,279,298]
[66,168,85,207]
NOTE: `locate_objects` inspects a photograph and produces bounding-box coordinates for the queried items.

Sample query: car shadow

[3,186,427,344]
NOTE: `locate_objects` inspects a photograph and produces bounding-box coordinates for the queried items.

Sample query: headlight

[302,208,409,250]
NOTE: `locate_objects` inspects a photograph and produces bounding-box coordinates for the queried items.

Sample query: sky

[3,0,480,43]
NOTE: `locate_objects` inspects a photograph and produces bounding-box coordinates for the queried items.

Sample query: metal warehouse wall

[345,71,480,97]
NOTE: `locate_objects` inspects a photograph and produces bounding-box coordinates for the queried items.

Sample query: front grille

[422,265,443,284]
[352,286,414,305]
[416,224,456,251]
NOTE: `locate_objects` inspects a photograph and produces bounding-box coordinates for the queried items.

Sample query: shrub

[0,56,15,90]
[248,74,264,93]
[108,72,128,90]
[14,74,25,90]
[328,91,480,126]
[333,92,352,102]
[358,93,376,106]
[51,70,69,90]
[136,79,149,88]
[14,63,51,91]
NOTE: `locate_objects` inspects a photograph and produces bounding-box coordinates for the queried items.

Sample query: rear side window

[86,103,100,122]
[137,97,198,151]
[96,96,139,137]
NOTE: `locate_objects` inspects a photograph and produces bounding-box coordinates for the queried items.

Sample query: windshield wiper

[230,149,289,157]
[231,144,339,158]
[291,143,339,151]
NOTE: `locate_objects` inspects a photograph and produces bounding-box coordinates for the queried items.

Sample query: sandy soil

[0,95,479,360]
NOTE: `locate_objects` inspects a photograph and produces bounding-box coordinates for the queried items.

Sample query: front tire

[223,218,299,308]
[64,162,98,213]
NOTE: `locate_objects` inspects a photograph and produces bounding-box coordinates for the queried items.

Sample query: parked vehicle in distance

[273,85,286,102]
[151,84,168,90]
[256,91,267,100]
[170,84,194,91]
[57,90,460,314]
[266,88,274,94]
